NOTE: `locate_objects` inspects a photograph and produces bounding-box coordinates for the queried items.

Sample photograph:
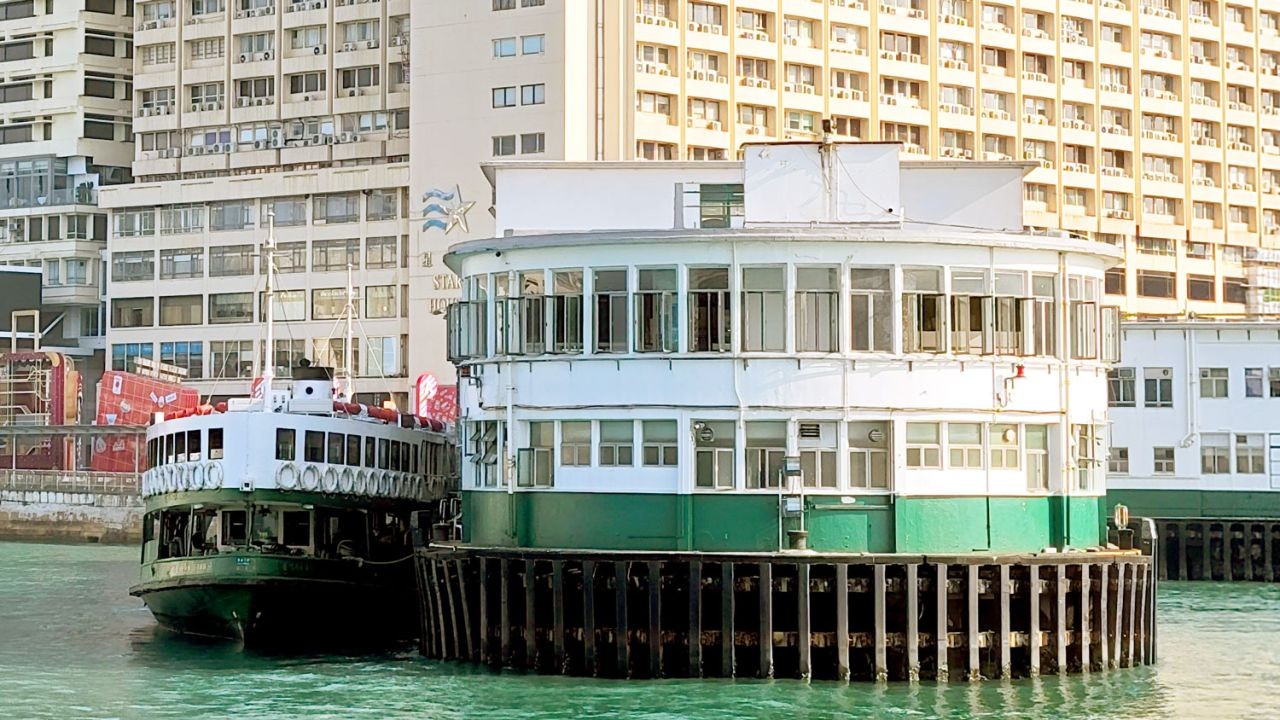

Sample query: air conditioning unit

[311,0,324,8]
[141,107,153,117]
[339,132,354,143]
[254,140,268,150]
[239,53,249,63]
[157,104,171,115]
[204,102,219,111]
[251,97,265,106]
[364,39,379,50]
[261,50,273,61]
[346,88,359,97]
[391,35,405,47]
[342,42,356,52]
[313,44,325,55]
[307,134,322,145]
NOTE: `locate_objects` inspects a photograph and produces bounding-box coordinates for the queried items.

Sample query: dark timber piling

[414,548,1157,681]
[1155,519,1280,583]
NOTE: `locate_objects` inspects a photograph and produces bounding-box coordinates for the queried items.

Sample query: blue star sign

[422,185,476,234]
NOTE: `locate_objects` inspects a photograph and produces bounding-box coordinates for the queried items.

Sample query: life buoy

[354,470,368,496]
[180,464,194,491]
[276,463,299,490]
[141,473,152,497]
[321,466,339,494]
[204,462,222,490]
[339,468,355,494]
[189,463,206,490]
[375,472,389,497]
[163,467,175,493]
[301,464,320,492]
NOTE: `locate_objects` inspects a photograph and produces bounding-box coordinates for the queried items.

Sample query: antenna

[261,209,276,412]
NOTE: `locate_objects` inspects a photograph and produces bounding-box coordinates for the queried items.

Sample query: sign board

[414,373,439,418]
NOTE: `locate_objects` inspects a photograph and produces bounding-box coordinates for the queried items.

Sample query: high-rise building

[0,0,135,387]
[100,0,413,407]
[412,0,1280,381]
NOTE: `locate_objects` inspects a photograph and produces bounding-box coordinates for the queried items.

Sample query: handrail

[0,469,140,496]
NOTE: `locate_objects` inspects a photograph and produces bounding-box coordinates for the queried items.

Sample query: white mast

[260,209,276,411]
[340,262,355,402]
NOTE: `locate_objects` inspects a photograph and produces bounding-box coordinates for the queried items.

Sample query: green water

[1,543,1277,720]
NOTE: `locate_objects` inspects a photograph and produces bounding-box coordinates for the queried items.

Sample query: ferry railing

[0,469,141,496]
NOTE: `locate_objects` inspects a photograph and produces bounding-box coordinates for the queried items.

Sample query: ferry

[129,216,457,646]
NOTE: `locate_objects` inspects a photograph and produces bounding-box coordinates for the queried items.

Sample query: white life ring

[190,463,206,490]
[163,467,176,493]
[353,470,368,496]
[339,468,355,494]
[141,473,152,497]
[387,475,399,498]
[300,464,321,492]
[276,463,299,490]
[376,472,390,497]
[204,462,223,490]
[321,466,339,494]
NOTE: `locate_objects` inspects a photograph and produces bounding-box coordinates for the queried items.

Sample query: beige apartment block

[0,0,134,369]
[101,0,413,407]
[412,0,1280,372]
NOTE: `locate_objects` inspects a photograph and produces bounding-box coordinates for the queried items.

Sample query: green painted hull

[462,491,1107,553]
[1108,488,1280,520]
[131,553,417,646]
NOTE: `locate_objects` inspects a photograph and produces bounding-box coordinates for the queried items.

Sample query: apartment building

[0,0,134,381]
[100,0,413,408]
[412,0,1280,362]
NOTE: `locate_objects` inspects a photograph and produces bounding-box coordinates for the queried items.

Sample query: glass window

[209,293,253,324]
[1108,368,1136,407]
[599,421,633,466]
[850,268,891,352]
[1201,433,1230,474]
[275,428,295,461]
[848,421,890,489]
[1026,424,1048,490]
[1236,434,1265,474]
[1144,367,1173,407]
[906,422,941,468]
[1153,447,1175,474]
[593,269,628,353]
[642,420,678,467]
[688,267,730,352]
[990,424,1019,469]
[694,420,735,489]
[304,430,324,462]
[798,422,837,489]
[741,266,785,352]
[560,421,591,466]
[1245,367,1263,398]
[634,268,677,353]
[1108,447,1129,474]
[796,266,839,352]
[159,295,203,326]
[1200,368,1229,398]
[948,423,983,468]
[549,270,583,354]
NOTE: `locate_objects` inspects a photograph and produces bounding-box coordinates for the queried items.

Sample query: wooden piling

[875,564,888,682]
[1200,523,1212,581]
[615,561,629,677]
[552,560,566,672]
[1176,522,1188,581]
[1111,562,1124,669]
[1266,523,1276,583]
[1056,564,1067,673]
[583,560,597,676]
[1097,563,1109,670]
[966,565,979,681]
[478,558,490,664]
[524,559,537,670]
[456,559,477,662]
[758,562,773,679]
[689,560,703,677]
[721,562,735,678]
[836,563,851,681]
[1126,562,1137,668]
[1028,565,1040,678]
[936,564,949,682]
[1079,563,1090,673]
[500,558,511,666]
[906,563,919,682]
[798,563,812,680]
[647,560,661,678]
[430,560,448,659]
[999,564,1011,679]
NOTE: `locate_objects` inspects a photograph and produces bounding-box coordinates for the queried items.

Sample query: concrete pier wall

[0,472,142,544]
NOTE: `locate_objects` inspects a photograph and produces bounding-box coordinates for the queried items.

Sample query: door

[1270,434,1280,489]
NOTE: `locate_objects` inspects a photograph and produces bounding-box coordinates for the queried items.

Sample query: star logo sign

[422,185,476,235]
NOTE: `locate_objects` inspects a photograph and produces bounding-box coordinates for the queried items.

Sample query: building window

[517,422,554,487]
[492,135,516,156]
[520,132,545,154]
[111,298,153,328]
[694,420,735,489]
[906,422,941,469]
[546,270,582,354]
[948,423,983,469]
[633,268,677,353]
[160,341,204,379]
[1224,277,1247,304]
[599,421,633,466]
[159,248,203,279]
[698,184,744,228]
[209,201,254,231]
[313,288,357,320]
[111,251,155,282]
[209,244,255,276]
[261,289,305,322]
[313,193,360,224]
[593,269,627,352]
[521,83,545,105]
[1187,274,1216,302]
[1236,434,1266,474]
[848,421,889,488]
[1201,433,1231,474]
[1104,268,1126,295]
[111,343,153,372]
[492,86,517,108]
[637,420,678,467]
[745,421,786,489]
[1271,367,1280,397]
[208,293,253,324]
[492,37,516,57]
[159,295,203,326]
[1136,270,1175,298]
[1153,446,1175,475]
[114,210,156,237]
[850,268,891,352]
[798,422,837,489]
[275,242,307,273]
[1144,367,1173,407]
[1108,368,1136,406]
[1108,447,1129,474]
[265,197,306,226]
[990,424,1019,469]
[522,34,545,54]
[741,266,785,352]
[1026,424,1049,490]
[688,267,730,352]
[1199,368,1229,398]
[902,267,945,353]
[312,238,359,272]
[1245,367,1264,398]
[365,285,397,319]
[210,340,254,378]
[796,266,839,352]
[367,190,399,221]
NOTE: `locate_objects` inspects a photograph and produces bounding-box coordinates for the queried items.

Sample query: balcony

[1063,162,1091,173]
[980,108,1010,120]
[1100,82,1130,94]
[831,87,865,101]
[1142,171,1179,183]
[687,69,727,83]
[938,102,973,116]
[981,22,1011,34]
[738,28,769,42]
[784,82,818,95]
[1022,71,1050,83]
[1022,113,1051,125]
[1191,95,1218,107]
[879,3,926,19]
[1140,129,1177,142]
[1100,166,1129,178]
[687,21,725,35]
[1061,118,1091,131]
[1022,28,1051,40]
[636,62,674,77]
[1140,88,1178,101]
[939,58,970,71]
[940,14,969,27]
[1139,4,1176,21]
[879,50,923,64]
[636,13,676,28]
[939,146,973,159]
[1101,124,1131,136]
[881,94,921,108]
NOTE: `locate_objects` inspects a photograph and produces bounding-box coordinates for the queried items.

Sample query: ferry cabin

[139,410,453,565]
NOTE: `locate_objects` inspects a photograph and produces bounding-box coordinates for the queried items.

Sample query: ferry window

[390,440,401,471]
[1144,368,1173,407]
[593,269,628,353]
[694,420,735,489]
[561,422,592,466]
[634,268,677,353]
[688,267,731,352]
[221,510,247,547]
[517,421,555,487]
[1026,425,1049,490]
[850,268,891,352]
[188,430,202,461]
[304,431,325,462]
[741,266,785,352]
[282,511,311,547]
[1269,367,1280,397]
[600,421,633,466]
[412,442,421,474]
[1245,368,1263,398]
[327,433,345,464]
[905,422,941,468]
[165,434,176,464]
[549,270,583,354]
[902,268,945,353]
[379,438,390,469]
[745,422,787,489]
[346,435,361,467]
[209,428,224,459]
[275,428,295,461]
[175,431,187,462]
[642,420,677,467]
[1200,368,1229,398]
[1201,433,1230,474]
[365,436,376,467]
[948,423,983,468]
[146,438,155,468]
[796,267,839,353]
[990,424,1019,469]
[950,270,991,355]
[798,422,837,489]
[848,421,890,488]
[402,442,412,472]
[1030,274,1057,356]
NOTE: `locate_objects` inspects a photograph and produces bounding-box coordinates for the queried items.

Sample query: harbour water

[1,542,1276,720]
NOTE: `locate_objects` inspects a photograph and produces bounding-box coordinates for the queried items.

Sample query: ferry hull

[131,555,418,648]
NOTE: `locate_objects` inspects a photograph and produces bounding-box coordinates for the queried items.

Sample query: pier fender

[339,467,354,494]
[205,462,224,490]
[301,464,321,492]
[276,463,299,491]
[321,467,339,494]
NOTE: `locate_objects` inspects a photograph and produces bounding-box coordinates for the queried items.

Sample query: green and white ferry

[130,217,456,647]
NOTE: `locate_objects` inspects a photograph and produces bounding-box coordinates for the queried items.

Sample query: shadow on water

[126,621,424,670]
